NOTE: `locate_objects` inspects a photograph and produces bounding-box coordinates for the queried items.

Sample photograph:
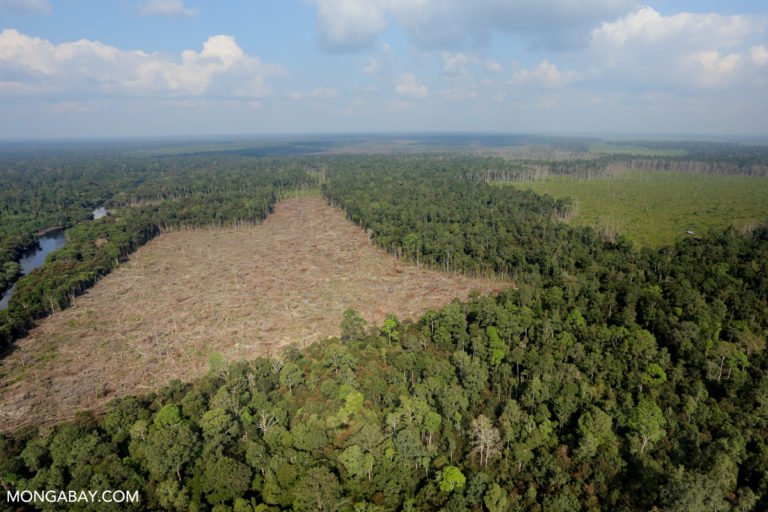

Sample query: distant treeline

[604,139,768,159]
[466,161,615,183]
[468,157,768,184]
[603,157,768,177]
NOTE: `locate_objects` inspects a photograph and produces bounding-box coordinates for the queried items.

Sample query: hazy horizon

[1,132,767,146]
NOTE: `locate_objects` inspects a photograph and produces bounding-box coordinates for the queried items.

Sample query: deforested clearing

[0,196,506,430]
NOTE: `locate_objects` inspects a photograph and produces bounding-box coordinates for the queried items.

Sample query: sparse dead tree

[270,357,284,375]
[257,410,279,435]
[470,415,501,467]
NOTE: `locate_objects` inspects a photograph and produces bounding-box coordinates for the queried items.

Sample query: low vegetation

[515,170,768,247]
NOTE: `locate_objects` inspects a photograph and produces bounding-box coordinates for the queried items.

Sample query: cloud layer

[509,60,580,89]
[314,0,387,52]
[589,7,768,90]
[0,30,280,97]
[314,0,634,52]
[0,3,766,137]
[395,73,428,98]
[138,0,199,17]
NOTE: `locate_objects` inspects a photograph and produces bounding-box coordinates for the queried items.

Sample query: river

[0,230,67,310]
[0,207,106,310]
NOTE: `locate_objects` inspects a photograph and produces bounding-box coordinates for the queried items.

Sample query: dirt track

[0,195,507,430]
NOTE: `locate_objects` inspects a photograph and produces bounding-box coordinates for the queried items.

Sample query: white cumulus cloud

[440,52,504,78]
[395,73,427,98]
[588,6,768,91]
[286,87,339,101]
[750,45,768,67]
[686,51,744,87]
[509,60,580,89]
[363,57,380,75]
[138,0,199,17]
[0,29,281,98]
[313,0,387,52]
[591,6,761,49]
[441,52,480,77]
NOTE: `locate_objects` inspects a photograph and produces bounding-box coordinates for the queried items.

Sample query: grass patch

[514,170,768,247]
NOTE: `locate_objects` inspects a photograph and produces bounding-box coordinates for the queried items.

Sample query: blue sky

[0,0,767,138]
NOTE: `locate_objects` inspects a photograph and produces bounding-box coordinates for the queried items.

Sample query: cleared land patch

[0,196,505,430]
[515,170,768,247]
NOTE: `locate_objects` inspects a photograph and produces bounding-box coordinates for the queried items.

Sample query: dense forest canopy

[0,140,767,511]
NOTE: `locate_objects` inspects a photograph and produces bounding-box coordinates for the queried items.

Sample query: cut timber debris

[0,197,507,430]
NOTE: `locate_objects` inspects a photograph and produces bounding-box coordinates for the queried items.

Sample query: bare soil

[0,196,506,430]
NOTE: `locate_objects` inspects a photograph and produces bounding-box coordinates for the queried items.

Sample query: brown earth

[0,196,507,430]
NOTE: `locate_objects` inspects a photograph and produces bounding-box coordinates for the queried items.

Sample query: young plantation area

[516,170,768,247]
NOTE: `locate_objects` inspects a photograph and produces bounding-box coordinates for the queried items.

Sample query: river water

[0,230,67,310]
[0,207,108,310]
